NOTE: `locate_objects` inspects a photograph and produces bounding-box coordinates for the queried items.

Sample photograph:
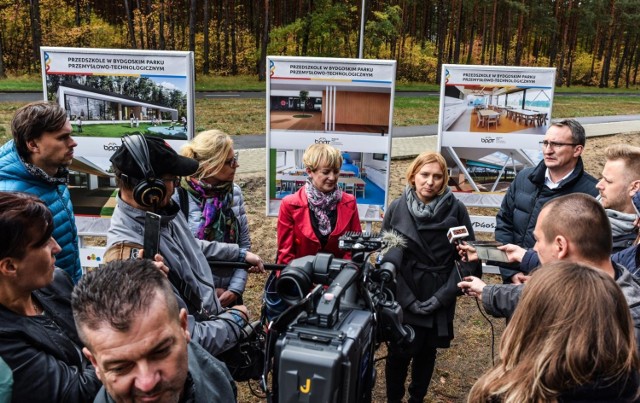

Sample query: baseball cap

[110,135,198,179]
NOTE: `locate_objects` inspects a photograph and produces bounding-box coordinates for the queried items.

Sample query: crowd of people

[0,100,639,402]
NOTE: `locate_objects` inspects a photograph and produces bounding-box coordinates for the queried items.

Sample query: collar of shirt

[544,167,574,190]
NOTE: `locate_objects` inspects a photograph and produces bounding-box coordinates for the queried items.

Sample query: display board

[438,64,556,207]
[40,47,195,174]
[266,56,396,221]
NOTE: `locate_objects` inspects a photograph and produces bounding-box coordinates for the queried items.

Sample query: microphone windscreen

[380,230,407,254]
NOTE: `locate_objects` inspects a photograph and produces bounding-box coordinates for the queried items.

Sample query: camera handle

[315,264,359,328]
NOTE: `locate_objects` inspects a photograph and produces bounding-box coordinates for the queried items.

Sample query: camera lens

[276,262,314,305]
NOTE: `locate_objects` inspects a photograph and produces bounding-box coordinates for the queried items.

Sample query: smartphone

[143,212,161,259]
[467,241,510,263]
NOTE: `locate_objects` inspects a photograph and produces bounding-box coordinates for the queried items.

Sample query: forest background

[1,0,640,89]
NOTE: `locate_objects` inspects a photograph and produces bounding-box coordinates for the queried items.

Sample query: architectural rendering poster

[266,56,396,221]
[438,64,556,207]
[40,47,195,174]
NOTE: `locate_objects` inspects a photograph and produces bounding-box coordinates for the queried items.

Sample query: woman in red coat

[264,144,361,319]
[276,144,362,264]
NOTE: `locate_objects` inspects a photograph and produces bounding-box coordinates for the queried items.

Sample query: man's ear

[0,258,18,277]
[628,180,640,195]
[179,308,190,342]
[554,235,569,259]
[83,347,103,381]
[26,139,40,154]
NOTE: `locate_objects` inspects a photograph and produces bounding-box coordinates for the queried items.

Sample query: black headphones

[121,135,166,208]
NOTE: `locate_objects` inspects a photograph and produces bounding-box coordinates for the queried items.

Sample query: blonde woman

[177,129,251,307]
[468,261,640,402]
[382,151,481,403]
[276,143,361,265]
[264,144,362,320]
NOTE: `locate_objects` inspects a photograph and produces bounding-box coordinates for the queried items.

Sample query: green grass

[1,86,640,137]
[71,122,188,139]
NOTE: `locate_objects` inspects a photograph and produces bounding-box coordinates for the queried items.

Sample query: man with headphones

[104,134,265,356]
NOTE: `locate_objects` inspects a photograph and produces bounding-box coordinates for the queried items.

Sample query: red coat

[276,187,362,265]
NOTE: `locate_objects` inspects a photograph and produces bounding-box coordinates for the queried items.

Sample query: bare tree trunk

[258,0,269,81]
[159,0,165,49]
[189,0,196,53]
[203,0,210,74]
[123,0,137,48]
[231,0,237,74]
[135,0,144,49]
[0,31,6,79]
[29,0,42,70]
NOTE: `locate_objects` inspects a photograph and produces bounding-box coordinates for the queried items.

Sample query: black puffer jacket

[0,269,101,403]
[383,189,482,341]
[495,158,598,279]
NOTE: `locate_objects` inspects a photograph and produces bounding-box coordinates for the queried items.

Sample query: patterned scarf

[23,160,69,185]
[405,185,453,220]
[305,178,342,236]
[184,177,238,243]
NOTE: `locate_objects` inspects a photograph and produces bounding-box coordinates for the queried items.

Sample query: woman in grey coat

[176,130,252,307]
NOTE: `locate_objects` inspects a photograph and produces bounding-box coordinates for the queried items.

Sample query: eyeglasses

[540,140,578,149]
[225,152,239,167]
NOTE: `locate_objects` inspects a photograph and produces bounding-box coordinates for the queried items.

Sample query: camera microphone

[378,247,403,284]
[447,226,469,245]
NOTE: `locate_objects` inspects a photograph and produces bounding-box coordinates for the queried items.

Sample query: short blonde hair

[180,129,233,180]
[605,144,640,182]
[302,144,342,172]
[405,151,449,195]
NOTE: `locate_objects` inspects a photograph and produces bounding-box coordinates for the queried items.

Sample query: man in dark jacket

[459,194,640,350]
[495,119,598,283]
[596,144,640,252]
[72,259,237,403]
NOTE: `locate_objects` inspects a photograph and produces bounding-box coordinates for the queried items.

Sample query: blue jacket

[0,141,82,283]
[613,244,639,277]
[495,157,598,280]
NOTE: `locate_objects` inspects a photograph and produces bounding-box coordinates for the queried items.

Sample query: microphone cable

[455,260,496,366]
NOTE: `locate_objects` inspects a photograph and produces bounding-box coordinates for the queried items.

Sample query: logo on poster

[315,137,331,144]
[480,137,496,144]
[103,142,120,151]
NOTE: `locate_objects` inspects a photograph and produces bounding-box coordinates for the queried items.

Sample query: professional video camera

[262,231,414,403]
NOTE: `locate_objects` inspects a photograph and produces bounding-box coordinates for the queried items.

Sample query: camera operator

[382,152,481,403]
[104,134,264,356]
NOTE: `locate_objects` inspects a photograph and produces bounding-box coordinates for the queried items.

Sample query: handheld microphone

[447,226,469,245]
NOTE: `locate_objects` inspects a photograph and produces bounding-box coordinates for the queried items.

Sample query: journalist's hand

[245,251,266,273]
[457,276,486,298]
[457,243,478,262]
[418,296,441,315]
[510,272,530,285]
[218,290,238,307]
[498,244,526,263]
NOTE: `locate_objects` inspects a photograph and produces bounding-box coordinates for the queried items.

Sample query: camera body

[266,232,412,403]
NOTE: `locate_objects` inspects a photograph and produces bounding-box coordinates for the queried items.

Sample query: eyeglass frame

[539,140,579,149]
[225,151,239,167]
